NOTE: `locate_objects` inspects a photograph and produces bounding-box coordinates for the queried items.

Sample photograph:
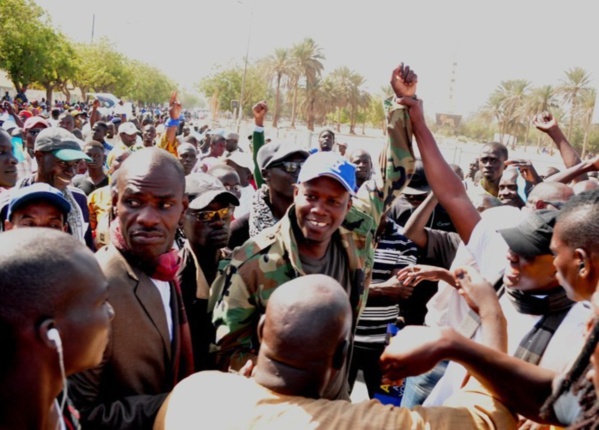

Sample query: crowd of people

[0,63,598,430]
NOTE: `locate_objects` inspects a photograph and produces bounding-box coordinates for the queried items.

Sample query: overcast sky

[35,0,598,117]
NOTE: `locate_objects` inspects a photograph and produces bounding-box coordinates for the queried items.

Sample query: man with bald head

[156,275,516,430]
[69,148,194,429]
[0,228,114,430]
[526,182,573,211]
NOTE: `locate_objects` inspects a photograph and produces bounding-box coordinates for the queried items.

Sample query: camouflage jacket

[211,99,415,371]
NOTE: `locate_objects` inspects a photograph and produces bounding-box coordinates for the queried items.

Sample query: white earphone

[47,328,62,349]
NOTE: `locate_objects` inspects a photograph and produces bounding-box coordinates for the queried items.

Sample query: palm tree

[330,67,352,132]
[347,72,370,134]
[290,38,325,130]
[558,67,592,140]
[519,85,557,147]
[265,48,292,128]
[579,88,597,158]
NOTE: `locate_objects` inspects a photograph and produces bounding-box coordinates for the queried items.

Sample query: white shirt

[424,299,591,406]
[150,278,173,341]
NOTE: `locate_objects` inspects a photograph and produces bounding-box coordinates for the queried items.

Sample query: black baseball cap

[498,209,558,257]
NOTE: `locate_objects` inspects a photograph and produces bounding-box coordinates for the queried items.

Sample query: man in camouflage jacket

[211,63,417,400]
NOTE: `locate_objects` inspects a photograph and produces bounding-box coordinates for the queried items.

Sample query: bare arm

[533,112,588,183]
[399,97,481,243]
[403,192,437,248]
[156,92,181,157]
[546,155,599,184]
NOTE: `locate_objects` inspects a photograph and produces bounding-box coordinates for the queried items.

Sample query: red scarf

[110,222,194,384]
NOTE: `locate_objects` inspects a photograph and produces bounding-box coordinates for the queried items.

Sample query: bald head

[0,229,91,324]
[261,275,351,360]
[527,182,573,210]
[256,275,352,397]
[117,147,185,192]
[573,179,599,195]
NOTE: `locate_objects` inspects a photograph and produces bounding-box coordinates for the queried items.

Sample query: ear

[3,220,12,231]
[576,248,590,278]
[38,319,57,350]
[346,194,353,211]
[34,150,44,163]
[332,339,348,370]
[261,169,270,183]
[293,184,299,197]
[257,314,266,343]
[111,186,119,210]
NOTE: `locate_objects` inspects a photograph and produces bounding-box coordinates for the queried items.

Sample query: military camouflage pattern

[210,100,415,372]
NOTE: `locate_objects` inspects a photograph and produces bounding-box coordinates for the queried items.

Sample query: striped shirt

[354,218,417,346]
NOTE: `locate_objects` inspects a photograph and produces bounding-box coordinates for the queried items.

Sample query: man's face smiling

[503,249,558,293]
[498,169,524,208]
[38,153,79,191]
[294,176,351,244]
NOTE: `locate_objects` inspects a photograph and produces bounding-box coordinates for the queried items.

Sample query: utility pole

[91,13,95,44]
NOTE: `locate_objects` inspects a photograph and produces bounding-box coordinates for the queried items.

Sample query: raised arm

[398,97,480,243]
[156,92,181,157]
[533,111,588,183]
[353,63,416,224]
[252,101,267,188]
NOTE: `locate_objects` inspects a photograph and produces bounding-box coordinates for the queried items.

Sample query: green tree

[72,39,132,99]
[125,61,175,105]
[197,63,267,120]
[558,67,592,140]
[37,30,78,103]
[0,0,53,90]
[579,88,597,158]
[290,38,325,130]
[265,48,292,127]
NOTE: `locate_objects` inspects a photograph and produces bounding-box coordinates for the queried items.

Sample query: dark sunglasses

[27,128,43,136]
[191,206,232,223]
[271,161,304,173]
[404,193,427,201]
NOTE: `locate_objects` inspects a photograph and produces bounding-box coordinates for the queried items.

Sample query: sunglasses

[404,193,428,202]
[271,161,304,173]
[27,128,43,136]
[191,206,232,223]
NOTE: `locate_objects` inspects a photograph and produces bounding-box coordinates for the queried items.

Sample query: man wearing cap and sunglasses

[4,127,94,248]
[228,101,310,248]
[178,173,240,371]
[212,63,417,400]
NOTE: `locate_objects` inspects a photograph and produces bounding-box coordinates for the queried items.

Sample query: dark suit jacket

[69,244,183,430]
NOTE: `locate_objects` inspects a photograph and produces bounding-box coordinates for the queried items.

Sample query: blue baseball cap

[7,183,71,220]
[298,151,356,195]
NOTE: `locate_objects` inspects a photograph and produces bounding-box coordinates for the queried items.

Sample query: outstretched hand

[390,63,418,98]
[397,264,454,287]
[169,91,182,120]
[380,326,450,385]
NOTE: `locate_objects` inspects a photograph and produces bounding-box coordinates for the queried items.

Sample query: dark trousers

[348,344,386,399]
